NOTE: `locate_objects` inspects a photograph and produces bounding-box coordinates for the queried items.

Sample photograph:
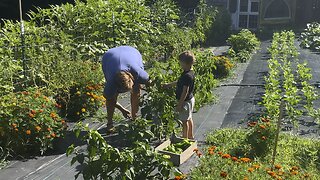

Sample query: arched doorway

[264,0,290,19]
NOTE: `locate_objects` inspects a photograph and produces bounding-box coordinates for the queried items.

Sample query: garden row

[188,31,320,180]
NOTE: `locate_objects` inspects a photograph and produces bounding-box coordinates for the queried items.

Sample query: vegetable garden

[0,0,320,179]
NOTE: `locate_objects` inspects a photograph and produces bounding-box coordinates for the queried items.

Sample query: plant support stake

[271,99,284,170]
[19,0,26,87]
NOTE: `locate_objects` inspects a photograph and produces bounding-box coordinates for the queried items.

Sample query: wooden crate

[155,136,197,166]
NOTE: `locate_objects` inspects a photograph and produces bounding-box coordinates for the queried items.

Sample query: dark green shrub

[227,29,260,62]
[205,7,231,46]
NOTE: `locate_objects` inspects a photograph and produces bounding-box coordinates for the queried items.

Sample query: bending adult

[102,46,149,131]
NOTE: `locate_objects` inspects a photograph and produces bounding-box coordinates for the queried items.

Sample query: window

[265,0,290,18]
[239,15,248,28]
[251,2,259,12]
[249,15,258,28]
[240,0,249,12]
[229,0,238,13]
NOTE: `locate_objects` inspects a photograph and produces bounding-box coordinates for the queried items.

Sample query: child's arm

[162,81,177,89]
[176,85,189,112]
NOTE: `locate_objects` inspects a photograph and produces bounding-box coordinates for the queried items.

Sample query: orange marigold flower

[259,125,266,129]
[290,171,298,175]
[247,122,257,127]
[39,109,44,113]
[197,152,202,158]
[220,171,227,178]
[47,127,51,131]
[50,112,57,118]
[21,91,29,95]
[208,146,216,151]
[35,126,41,132]
[28,113,35,118]
[31,109,36,114]
[222,154,231,159]
[261,117,270,122]
[51,133,56,138]
[291,166,299,171]
[267,171,276,177]
[208,150,214,155]
[262,136,267,140]
[248,168,254,173]
[26,130,31,135]
[193,148,199,153]
[275,164,282,169]
[252,164,260,169]
[231,157,238,161]
[240,157,251,163]
[61,120,66,124]
[218,151,223,155]
[174,176,181,180]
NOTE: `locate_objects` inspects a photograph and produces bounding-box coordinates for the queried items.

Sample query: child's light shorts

[179,97,195,121]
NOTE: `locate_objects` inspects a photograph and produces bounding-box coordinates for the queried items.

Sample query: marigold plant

[0,87,66,155]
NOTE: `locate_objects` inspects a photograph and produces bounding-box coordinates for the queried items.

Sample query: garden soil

[1,40,319,179]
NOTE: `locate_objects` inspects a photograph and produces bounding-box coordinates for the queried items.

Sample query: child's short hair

[115,71,134,93]
[179,51,195,65]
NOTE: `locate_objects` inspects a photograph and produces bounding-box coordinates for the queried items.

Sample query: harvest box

[155,136,197,166]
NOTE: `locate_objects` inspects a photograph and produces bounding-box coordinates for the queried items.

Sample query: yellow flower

[81,108,86,112]
[248,168,254,173]
[76,91,81,95]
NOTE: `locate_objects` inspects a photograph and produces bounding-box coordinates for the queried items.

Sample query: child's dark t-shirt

[176,70,195,101]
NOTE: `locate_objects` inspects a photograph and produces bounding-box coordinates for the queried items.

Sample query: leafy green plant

[0,87,66,155]
[227,29,260,62]
[300,22,320,52]
[66,122,175,180]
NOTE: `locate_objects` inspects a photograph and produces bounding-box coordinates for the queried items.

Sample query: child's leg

[187,118,194,139]
[182,120,189,138]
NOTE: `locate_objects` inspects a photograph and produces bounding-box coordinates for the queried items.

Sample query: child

[163,51,196,139]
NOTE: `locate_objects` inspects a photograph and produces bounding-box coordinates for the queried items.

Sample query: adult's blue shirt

[102,46,149,97]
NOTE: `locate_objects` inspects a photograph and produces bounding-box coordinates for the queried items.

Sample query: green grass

[190,129,320,180]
